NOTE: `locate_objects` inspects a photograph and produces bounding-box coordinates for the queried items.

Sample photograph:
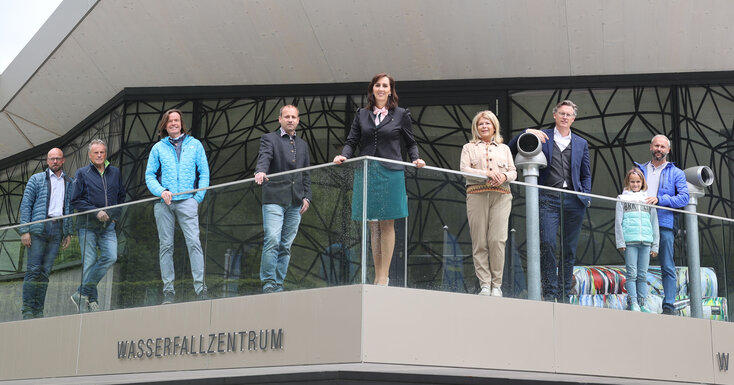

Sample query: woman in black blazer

[333,73,425,285]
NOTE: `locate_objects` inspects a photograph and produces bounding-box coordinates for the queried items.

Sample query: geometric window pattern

[509,87,678,269]
[509,87,732,300]
[677,85,734,296]
[0,85,730,304]
[115,98,499,300]
[115,97,365,303]
[0,105,123,275]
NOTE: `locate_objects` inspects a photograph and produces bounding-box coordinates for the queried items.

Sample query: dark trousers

[539,191,586,301]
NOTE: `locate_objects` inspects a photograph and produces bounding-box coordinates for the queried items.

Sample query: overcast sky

[0,0,63,74]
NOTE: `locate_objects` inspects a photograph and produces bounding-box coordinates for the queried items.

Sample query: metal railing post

[361,159,369,285]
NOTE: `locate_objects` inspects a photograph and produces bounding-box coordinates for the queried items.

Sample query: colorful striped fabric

[572,265,718,298]
[569,265,727,320]
[569,294,728,321]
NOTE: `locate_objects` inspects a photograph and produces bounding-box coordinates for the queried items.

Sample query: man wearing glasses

[255,104,311,293]
[19,148,73,319]
[509,100,592,302]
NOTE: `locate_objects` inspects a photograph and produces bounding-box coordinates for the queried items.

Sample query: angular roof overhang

[2,0,734,162]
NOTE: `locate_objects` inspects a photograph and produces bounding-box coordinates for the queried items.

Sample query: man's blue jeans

[658,228,677,311]
[78,222,117,304]
[624,243,651,305]
[154,199,206,295]
[260,203,302,291]
[539,192,586,301]
[22,221,62,317]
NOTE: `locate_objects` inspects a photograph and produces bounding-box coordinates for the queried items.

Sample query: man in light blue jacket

[635,134,689,315]
[145,109,210,304]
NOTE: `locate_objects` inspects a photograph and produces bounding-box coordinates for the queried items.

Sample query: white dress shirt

[47,170,66,217]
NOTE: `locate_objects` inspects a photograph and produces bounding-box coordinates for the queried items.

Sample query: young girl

[614,168,659,312]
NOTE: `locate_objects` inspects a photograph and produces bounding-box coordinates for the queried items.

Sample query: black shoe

[662,307,677,315]
[196,288,209,301]
[162,291,175,305]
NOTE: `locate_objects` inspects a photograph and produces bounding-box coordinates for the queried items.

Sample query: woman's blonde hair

[470,110,502,143]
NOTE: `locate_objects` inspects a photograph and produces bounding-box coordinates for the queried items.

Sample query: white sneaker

[478,286,491,296]
[70,292,85,311]
[88,301,100,312]
[490,287,503,297]
[72,292,90,313]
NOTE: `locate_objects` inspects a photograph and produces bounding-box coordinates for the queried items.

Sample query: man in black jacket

[255,105,311,293]
[70,139,126,312]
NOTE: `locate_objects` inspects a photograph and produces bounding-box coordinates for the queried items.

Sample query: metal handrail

[2,155,732,233]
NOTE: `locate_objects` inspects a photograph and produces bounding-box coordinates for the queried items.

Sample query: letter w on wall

[718,352,729,371]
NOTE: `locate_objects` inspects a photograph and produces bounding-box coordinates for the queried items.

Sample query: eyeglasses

[47,157,64,162]
[556,112,575,118]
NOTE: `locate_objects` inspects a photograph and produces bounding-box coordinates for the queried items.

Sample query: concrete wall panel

[362,286,557,372]
[555,303,714,383]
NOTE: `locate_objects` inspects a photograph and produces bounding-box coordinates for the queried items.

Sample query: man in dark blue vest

[255,105,311,293]
[509,100,592,302]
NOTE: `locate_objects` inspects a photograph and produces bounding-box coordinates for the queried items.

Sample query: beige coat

[459,140,517,187]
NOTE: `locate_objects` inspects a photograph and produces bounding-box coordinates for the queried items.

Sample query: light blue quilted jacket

[614,190,660,253]
[145,135,210,203]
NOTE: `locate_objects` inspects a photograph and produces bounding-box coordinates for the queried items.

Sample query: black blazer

[341,107,419,170]
[255,130,312,205]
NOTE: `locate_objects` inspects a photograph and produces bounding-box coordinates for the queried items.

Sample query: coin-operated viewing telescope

[684,166,714,201]
[514,132,547,170]
[682,165,714,319]
[513,132,547,301]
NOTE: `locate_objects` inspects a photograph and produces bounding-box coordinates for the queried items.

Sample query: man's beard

[652,150,667,162]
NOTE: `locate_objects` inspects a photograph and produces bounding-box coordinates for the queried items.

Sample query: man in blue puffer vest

[635,134,689,315]
[145,109,210,304]
[19,148,73,319]
[71,139,126,312]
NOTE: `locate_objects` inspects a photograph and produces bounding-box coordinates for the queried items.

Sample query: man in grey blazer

[255,105,312,293]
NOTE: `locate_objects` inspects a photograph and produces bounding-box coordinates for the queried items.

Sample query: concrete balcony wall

[0,285,731,384]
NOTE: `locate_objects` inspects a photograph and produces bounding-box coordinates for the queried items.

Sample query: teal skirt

[351,161,408,221]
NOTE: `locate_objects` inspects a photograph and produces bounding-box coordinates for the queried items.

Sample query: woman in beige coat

[459,111,517,297]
